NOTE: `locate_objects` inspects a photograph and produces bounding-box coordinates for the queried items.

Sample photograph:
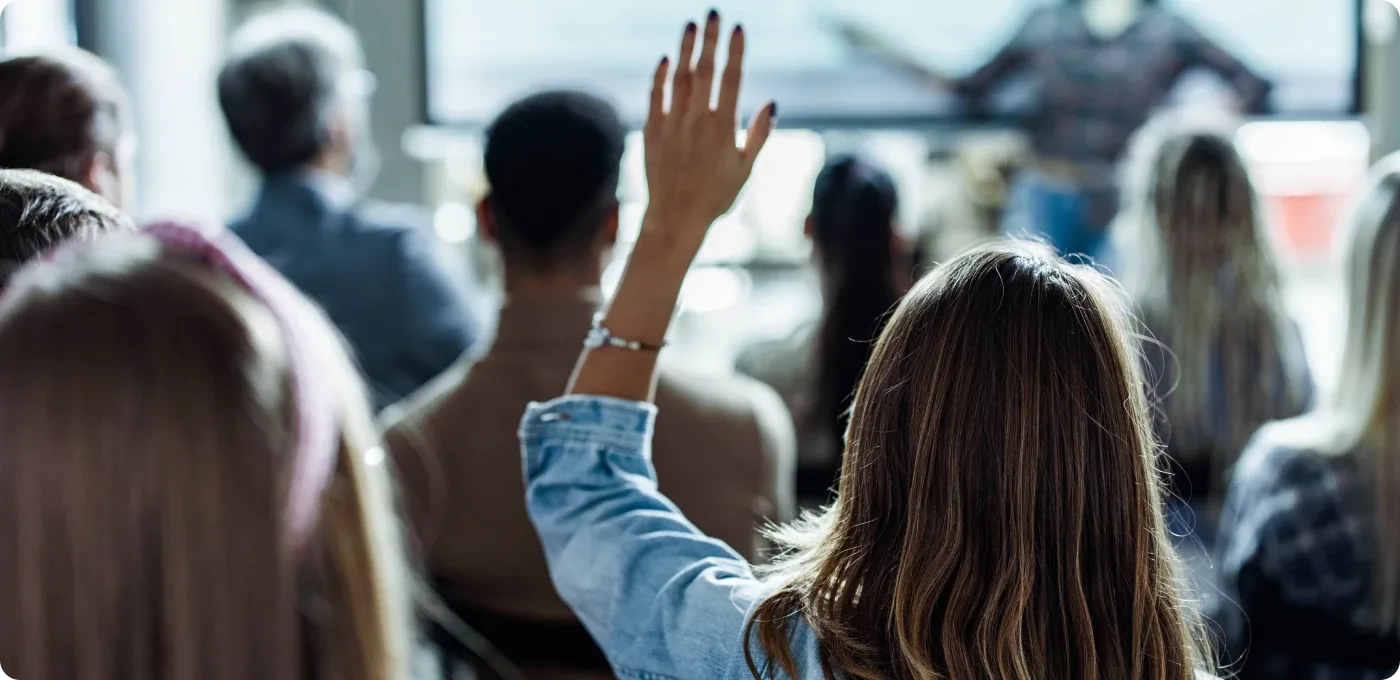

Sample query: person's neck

[289,163,357,207]
[304,149,351,179]
[503,266,602,301]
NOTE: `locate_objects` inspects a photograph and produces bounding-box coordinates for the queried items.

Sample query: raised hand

[641,10,776,254]
[566,11,775,402]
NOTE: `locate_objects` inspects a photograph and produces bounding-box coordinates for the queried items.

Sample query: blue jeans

[1002,170,1109,261]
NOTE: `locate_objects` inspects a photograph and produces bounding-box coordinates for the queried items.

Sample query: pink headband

[12,222,340,554]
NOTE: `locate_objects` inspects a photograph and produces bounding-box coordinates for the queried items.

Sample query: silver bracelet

[584,313,666,352]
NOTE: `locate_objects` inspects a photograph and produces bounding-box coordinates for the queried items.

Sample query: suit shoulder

[227,213,254,234]
[226,212,266,247]
[346,200,433,241]
[340,201,448,273]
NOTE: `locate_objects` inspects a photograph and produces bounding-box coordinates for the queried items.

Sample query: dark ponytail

[810,156,901,486]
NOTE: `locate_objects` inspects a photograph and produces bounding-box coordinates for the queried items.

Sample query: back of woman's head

[1117,118,1305,469]
[1330,153,1400,437]
[1311,152,1400,634]
[0,51,130,192]
[0,228,409,680]
[749,242,1206,680]
[808,155,902,463]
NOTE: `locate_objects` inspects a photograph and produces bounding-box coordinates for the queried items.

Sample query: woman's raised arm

[518,14,805,680]
[566,10,775,401]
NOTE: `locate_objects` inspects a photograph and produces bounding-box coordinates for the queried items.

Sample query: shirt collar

[298,169,358,210]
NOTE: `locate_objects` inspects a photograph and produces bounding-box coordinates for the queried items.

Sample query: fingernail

[708,9,719,22]
[733,24,743,35]
[685,22,697,35]
[659,56,669,67]
[769,101,779,119]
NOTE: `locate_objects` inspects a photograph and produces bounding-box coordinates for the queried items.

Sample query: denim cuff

[520,395,658,457]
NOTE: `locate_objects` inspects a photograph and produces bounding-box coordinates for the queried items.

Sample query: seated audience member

[384,89,795,677]
[1115,119,1312,519]
[1214,155,1400,679]
[0,169,131,283]
[916,140,1024,267]
[519,15,1213,680]
[737,154,907,505]
[0,223,410,680]
[219,7,479,410]
[0,49,134,208]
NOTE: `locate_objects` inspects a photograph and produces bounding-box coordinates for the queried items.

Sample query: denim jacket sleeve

[519,396,819,680]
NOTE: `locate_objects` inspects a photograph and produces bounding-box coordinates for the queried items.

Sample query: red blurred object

[1267,192,1347,256]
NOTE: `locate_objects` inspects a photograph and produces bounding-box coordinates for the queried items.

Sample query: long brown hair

[1115,118,1309,493]
[0,231,410,679]
[745,242,1210,680]
[809,155,902,491]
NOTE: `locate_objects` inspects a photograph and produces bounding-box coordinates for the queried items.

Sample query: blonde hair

[745,242,1210,680]
[1273,153,1400,635]
[1115,118,1309,494]
[0,231,411,679]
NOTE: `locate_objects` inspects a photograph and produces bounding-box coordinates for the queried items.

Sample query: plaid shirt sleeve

[1171,15,1273,112]
[957,8,1045,98]
[1218,430,1371,625]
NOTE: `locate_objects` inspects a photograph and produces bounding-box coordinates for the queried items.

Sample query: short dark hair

[483,90,626,268]
[0,51,129,184]
[218,7,361,174]
[0,169,132,282]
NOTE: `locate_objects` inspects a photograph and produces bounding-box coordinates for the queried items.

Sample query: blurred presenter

[834,0,1271,258]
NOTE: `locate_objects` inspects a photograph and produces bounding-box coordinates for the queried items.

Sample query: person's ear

[602,203,620,248]
[803,214,815,239]
[891,228,915,292]
[321,114,353,173]
[476,195,498,245]
[81,152,122,208]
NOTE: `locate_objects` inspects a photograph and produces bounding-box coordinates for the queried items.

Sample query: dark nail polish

[660,56,670,67]
[685,22,697,35]
[733,24,744,35]
[708,9,719,22]
[769,102,779,118]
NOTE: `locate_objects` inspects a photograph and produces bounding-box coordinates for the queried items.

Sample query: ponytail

[810,157,901,486]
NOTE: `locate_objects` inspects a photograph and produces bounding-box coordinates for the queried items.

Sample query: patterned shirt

[1214,423,1399,679]
[958,6,1272,227]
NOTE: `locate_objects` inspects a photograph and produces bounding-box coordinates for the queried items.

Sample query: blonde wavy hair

[1271,153,1400,636]
[1114,117,1310,497]
[0,230,411,679]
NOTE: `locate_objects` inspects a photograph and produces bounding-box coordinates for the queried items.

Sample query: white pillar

[132,0,235,222]
[89,0,234,223]
[1366,0,1400,159]
[332,0,427,205]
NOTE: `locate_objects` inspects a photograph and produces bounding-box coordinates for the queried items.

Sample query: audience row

[0,7,1393,680]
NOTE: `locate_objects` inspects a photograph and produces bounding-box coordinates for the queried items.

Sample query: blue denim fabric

[520,396,822,680]
[1001,170,1109,261]
[521,398,1239,679]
